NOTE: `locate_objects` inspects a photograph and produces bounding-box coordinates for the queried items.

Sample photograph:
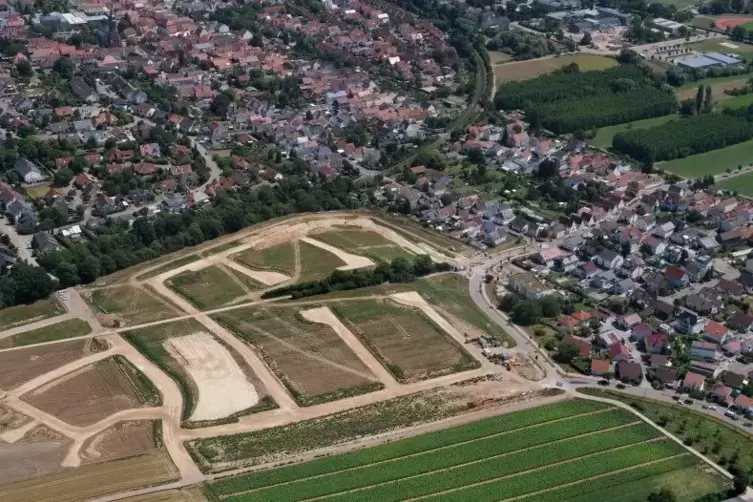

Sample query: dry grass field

[0,451,180,502]
[494,54,617,82]
[0,297,64,331]
[232,242,296,275]
[81,420,158,464]
[333,300,477,382]
[214,306,381,405]
[167,265,261,309]
[0,338,106,391]
[313,229,416,262]
[0,318,92,349]
[120,488,207,502]
[0,425,72,484]
[87,286,179,326]
[23,357,152,427]
[298,240,348,281]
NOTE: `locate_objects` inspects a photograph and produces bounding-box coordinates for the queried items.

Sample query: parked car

[616,383,626,389]
[597,380,609,386]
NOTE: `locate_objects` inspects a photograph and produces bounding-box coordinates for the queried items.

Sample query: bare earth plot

[119,488,207,502]
[0,425,72,485]
[81,420,158,464]
[333,299,479,382]
[123,319,274,423]
[0,450,180,502]
[22,356,153,427]
[313,228,417,262]
[0,338,107,391]
[86,285,180,327]
[214,306,382,405]
[0,296,64,331]
[0,318,92,349]
[165,332,260,422]
[231,241,296,276]
[167,265,262,309]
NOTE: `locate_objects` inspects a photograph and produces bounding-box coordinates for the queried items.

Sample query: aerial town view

[3,0,753,500]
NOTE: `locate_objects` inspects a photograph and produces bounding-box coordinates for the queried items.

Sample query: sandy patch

[299,237,374,271]
[165,332,259,421]
[221,259,290,286]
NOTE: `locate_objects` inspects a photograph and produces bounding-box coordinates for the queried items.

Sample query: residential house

[14,158,45,184]
[507,273,554,299]
[616,313,641,330]
[576,261,600,279]
[721,371,748,391]
[676,311,705,335]
[681,371,706,392]
[733,394,753,417]
[645,333,670,354]
[631,322,654,342]
[31,232,60,252]
[690,341,721,361]
[616,361,643,384]
[703,321,729,345]
[652,366,678,388]
[562,335,591,358]
[139,143,162,158]
[609,343,631,363]
[590,359,611,377]
[664,266,689,288]
[686,255,713,282]
[70,77,97,103]
[710,384,733,405]
[595,249,623,270]
[641,235,666,255]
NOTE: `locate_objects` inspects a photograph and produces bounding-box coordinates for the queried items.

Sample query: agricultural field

[189,379,554,472]
[81,420,159,464]
[718,170,753,195]
[167,265,261,309]
[123,319,273,422]
[0,296,63,331]
[581,388,753,478]
[373,215,469,257]
[658,137,753,178]
[0,318,91,349]
[488,51,514,65]
[231,242,296,276]
[0,338,107,391]
[22,356,158,427]
[207,399,725,501]
[590,115,679,149]
[87,285,179,326]
[313,228,416,262]
[213,306,381,405]
[494,54,617,83]
[0,451,180,502]
[333,299,478,381]
[297,240,348,281]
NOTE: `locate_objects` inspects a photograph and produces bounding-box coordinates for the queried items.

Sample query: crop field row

[0,318,92,348]
[220,419,652,502]
[222,431,680,502]
[210,400,607,494]
[313,229,415,262]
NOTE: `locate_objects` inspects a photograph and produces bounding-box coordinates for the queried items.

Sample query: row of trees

[612,114,753,163]
[528,87,677,135]
[494,64,652,110]
[34,175,359,295]
[262,256,451,299]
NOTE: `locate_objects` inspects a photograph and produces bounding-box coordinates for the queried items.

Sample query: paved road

[0,217,35,266]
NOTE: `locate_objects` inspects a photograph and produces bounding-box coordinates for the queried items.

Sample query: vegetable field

[208,399,725,501]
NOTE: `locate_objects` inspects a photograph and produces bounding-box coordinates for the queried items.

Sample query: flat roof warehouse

[677,52,743,69]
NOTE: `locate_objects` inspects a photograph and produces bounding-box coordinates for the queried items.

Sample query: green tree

[53,167,74,187]
[695,85,704,115]
[647,488,676,502]
[53,57,75,79]
[15,60,32,78]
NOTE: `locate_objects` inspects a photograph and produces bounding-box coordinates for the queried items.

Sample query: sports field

[207,400,725,502]
[494,54,617,82]
[688,39,753,61]
[591,114,678,149]
[658,137,753,178]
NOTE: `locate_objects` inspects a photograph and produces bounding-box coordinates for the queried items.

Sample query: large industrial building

[676,52,743,70]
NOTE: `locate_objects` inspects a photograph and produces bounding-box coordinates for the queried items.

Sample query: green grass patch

[88,286,178,326]
[298,241,348,282]
[0,318,91,348]
[168,265,256,309]
[0,296,63,331]
[232,242,295,275]
[677,73,750,91]
[313,230,416,263]
[721,92,753,110]
[689,39,753,62]
[136,255,200,281]
[591,115,678,150]
[718,170,753,195]
[195,397,599,473]
[658,137,753,177]
[579,388,753,479]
